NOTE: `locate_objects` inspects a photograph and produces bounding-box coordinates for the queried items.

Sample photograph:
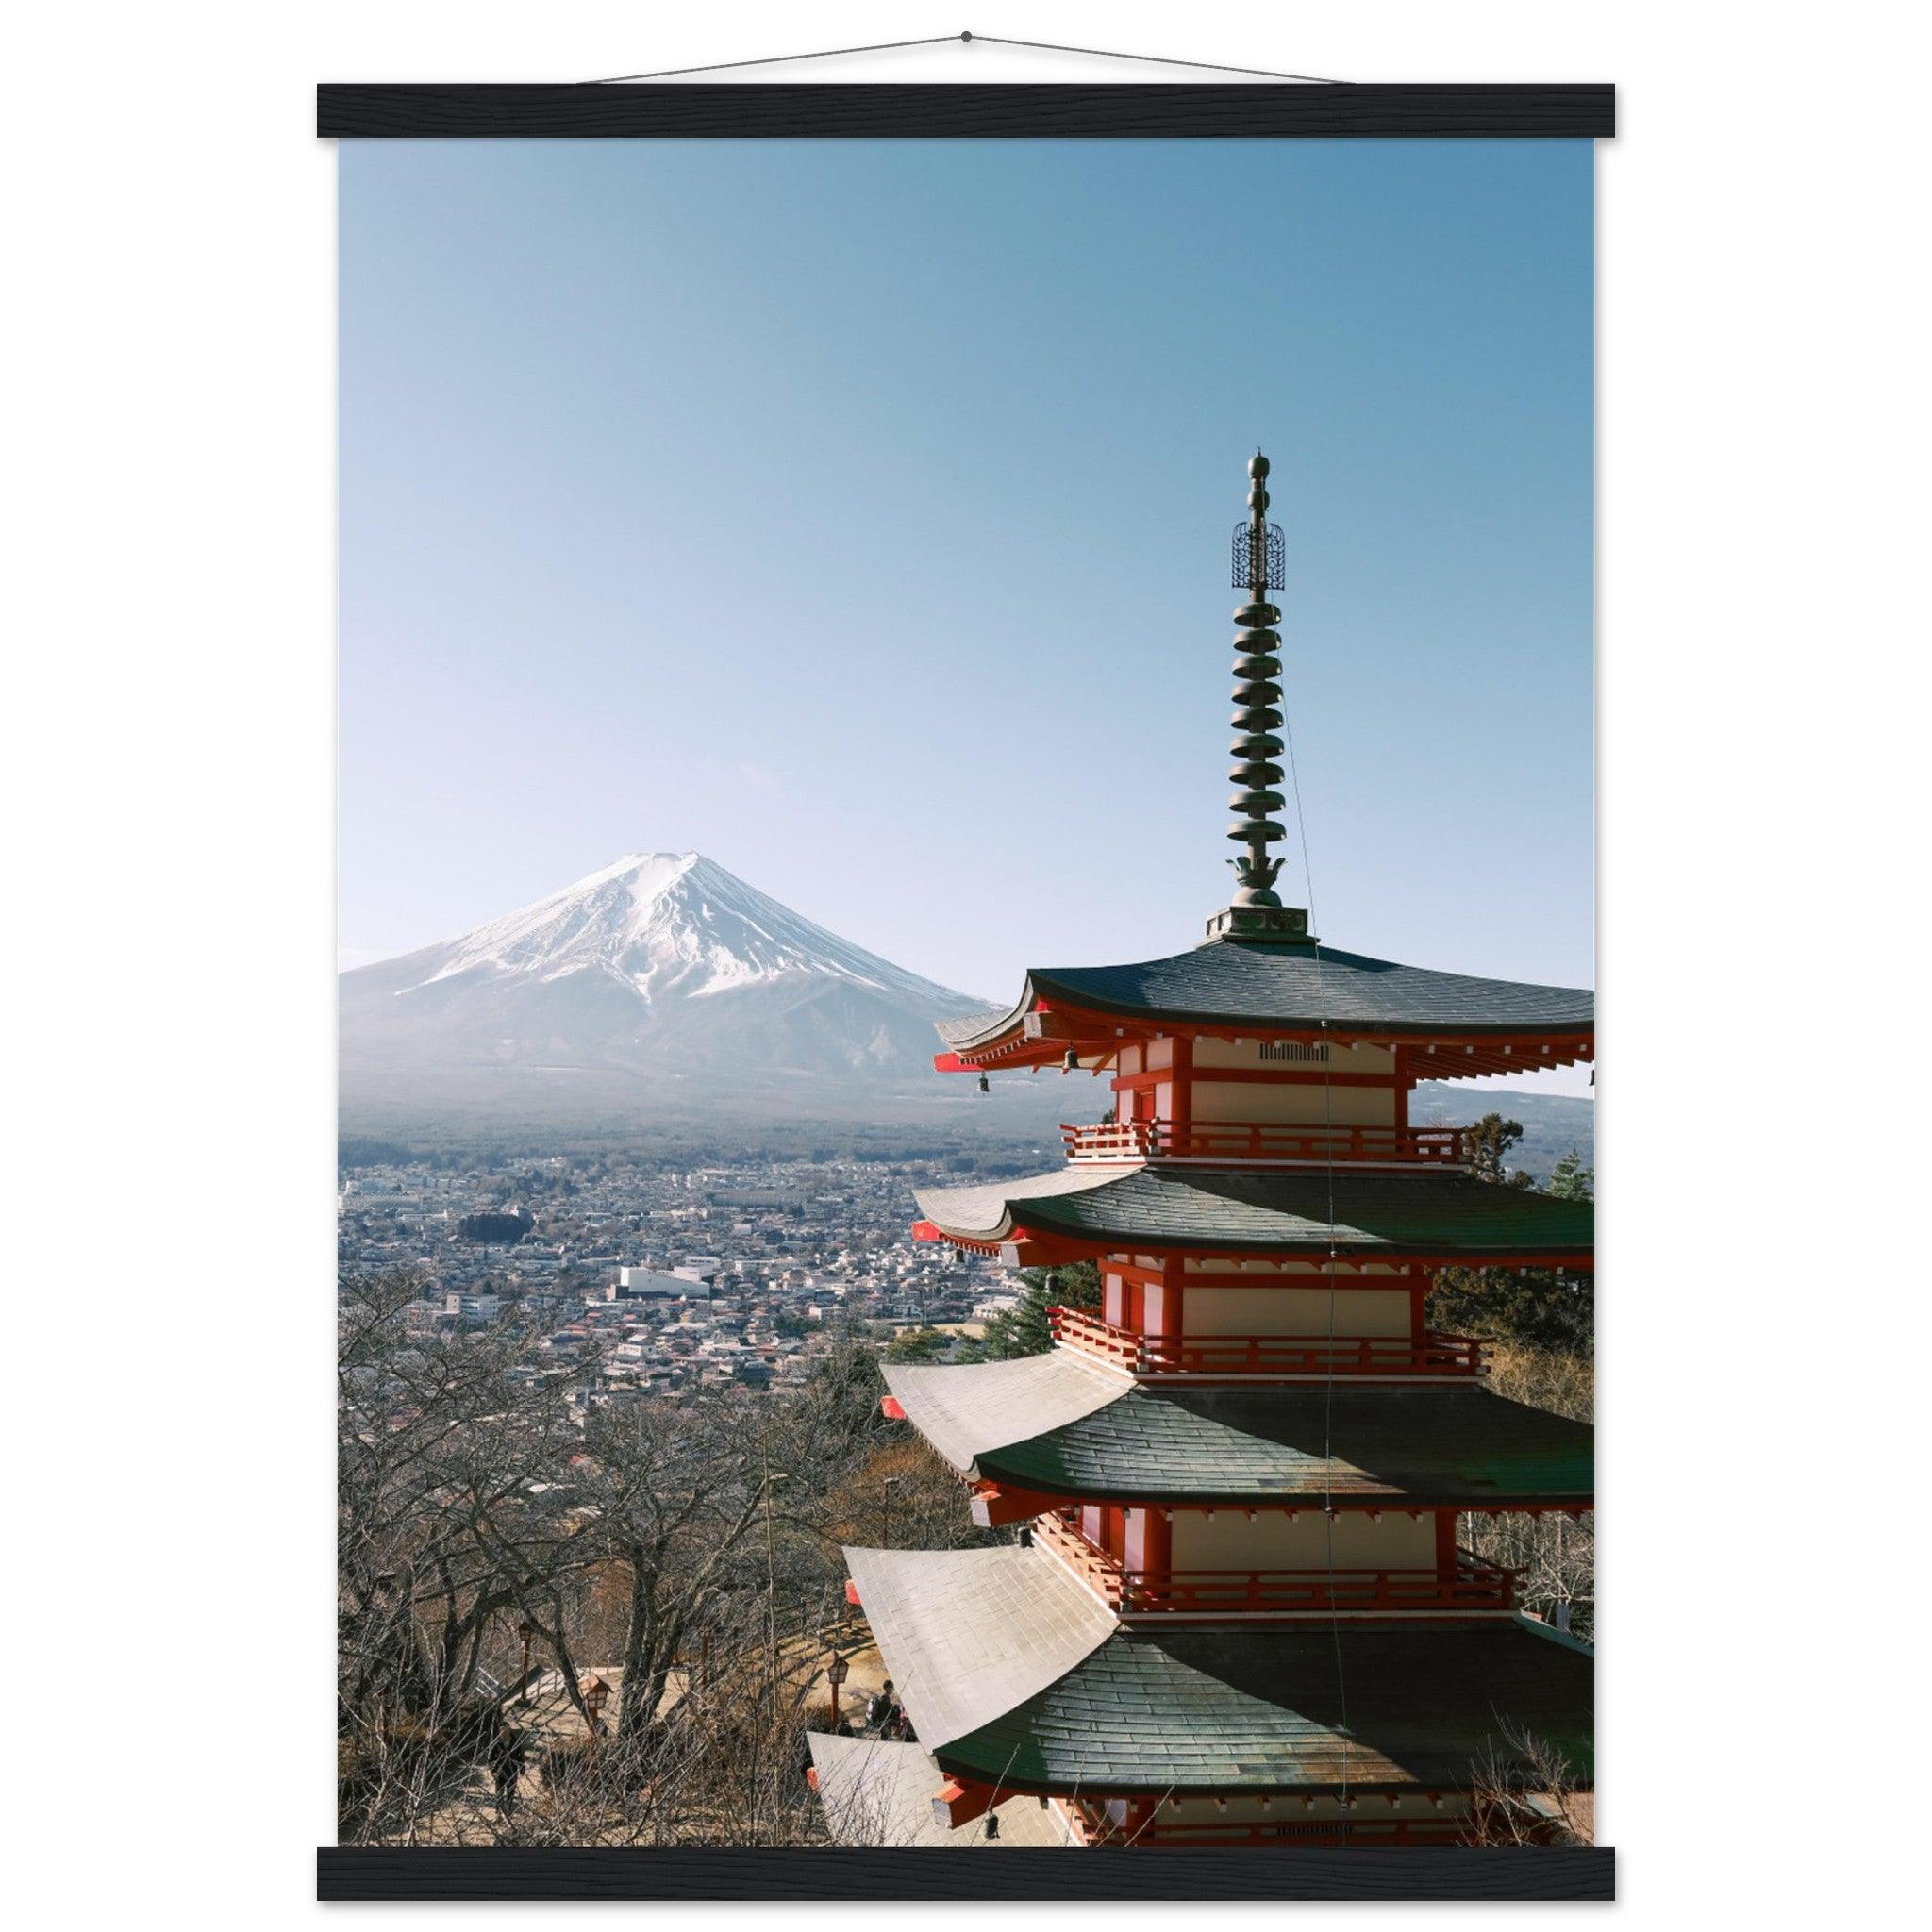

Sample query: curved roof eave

[974,1383,1595,1507]
[915,1166,1596,1259]
[932,1617,1596,1796]
[931,941,1595,1049]
[881,1351,1127,1474]
[841,1544,1116,1750]
[933,978,1043,1050]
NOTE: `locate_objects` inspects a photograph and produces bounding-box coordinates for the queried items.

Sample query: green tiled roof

[936,939,1593,1048]
[936,1618,1593,1795]
[915,1165,1594,1257]
[976,1383,1593,1506]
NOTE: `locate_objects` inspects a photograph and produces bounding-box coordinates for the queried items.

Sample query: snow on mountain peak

[396,851,967,1009]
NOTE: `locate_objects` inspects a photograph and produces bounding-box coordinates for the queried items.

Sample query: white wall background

[6,4,1924,1926]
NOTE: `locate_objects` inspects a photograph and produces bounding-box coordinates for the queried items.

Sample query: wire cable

[969,34,1342,84]
[1284,609,1349,1815]
[586,37,961,84]
[586,31,1346,87]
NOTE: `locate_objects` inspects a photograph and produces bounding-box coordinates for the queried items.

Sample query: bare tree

[1463,1721,1591,1846]
[339,1271,918,1847]
[1468,1342,1596,1640]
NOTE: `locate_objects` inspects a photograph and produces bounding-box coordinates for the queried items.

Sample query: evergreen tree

[958,1260,1102,1362]
[1426,1119,1594,1354]
[883,1326,951,1364]
[1462,1113,1535,1188]
[1546,1147,1594,1200]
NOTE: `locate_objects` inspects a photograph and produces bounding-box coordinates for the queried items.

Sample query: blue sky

[341,138,1593,1079]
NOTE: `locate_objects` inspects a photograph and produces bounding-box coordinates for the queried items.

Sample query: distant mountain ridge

[339,852,1595,1167]
[339,853,995,1126]
[1410,1086,1593,1183]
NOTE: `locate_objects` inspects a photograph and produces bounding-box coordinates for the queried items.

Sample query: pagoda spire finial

[1207,450,1312,944]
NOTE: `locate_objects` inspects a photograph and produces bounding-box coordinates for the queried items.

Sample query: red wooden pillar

[1408,1273,1428,1344]
[1392,1045,1410,1138]
[1139,1505,1173,1601]
[1434,1507,1457,1579]
[1169,1032,1193,1142]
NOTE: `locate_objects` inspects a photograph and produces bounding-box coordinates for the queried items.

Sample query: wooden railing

[1063,1800,1469,1847]
[1059,1120,1473,1165]
[1035,1511,1520,1617]
[1048,1306,1488,1378]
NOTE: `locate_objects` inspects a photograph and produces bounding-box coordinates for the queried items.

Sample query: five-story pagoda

[824,453,1594,1851]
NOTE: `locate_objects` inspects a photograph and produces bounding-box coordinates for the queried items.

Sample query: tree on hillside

[1546,1148,1593,1200]
[1463,1113,1536,1188]
[338,1270,891,1849]
[957,1260,1102,1362]
[882,1326,950,1364]
[1430,1124,1597,1633]
[1426,1115,1594,1354]
[558,1394,812,1755]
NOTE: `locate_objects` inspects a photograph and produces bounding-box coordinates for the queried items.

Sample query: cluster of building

[337,1152,1029,1397]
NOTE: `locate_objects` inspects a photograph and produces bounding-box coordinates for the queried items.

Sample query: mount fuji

[339,853,1003,1129]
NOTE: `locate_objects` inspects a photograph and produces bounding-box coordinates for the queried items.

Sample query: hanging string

[586,30,1346,87]
[585,36,961,84]
[1285,637,1349,1813]
[964,34,1342,84]
[1281,711,1319,939]
[1317,1051,1350,1812]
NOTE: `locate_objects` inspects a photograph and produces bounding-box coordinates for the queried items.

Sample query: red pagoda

[828,453,1594,1851]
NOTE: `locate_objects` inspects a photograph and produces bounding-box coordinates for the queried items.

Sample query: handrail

[1047,1306,1488,1378]
[1035,1513,1520,1616]
[1065,1800,1468,1847]
[1059,1120,1473,1165]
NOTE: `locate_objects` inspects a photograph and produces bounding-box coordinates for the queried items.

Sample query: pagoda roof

[883,1356,1592,1507]
[842,1545,1114,1749]
[807,1734,1074,1847]
[936,937,1593,1050]
[882,1352,1124,1473]
[849,1542,1591,1796]
[981,1382,1591,1507]
[939,1615,1594,1797]
[913,1165,1594,1261]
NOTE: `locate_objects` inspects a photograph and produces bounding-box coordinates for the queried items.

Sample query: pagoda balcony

[1048,1306,1489,1379]
[1034,1511,1521,1619]
[1062,1798,1471,1848]
[1059,1120,1473,1167]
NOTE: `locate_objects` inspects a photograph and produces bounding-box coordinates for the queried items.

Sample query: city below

[339,1148,1023,1400]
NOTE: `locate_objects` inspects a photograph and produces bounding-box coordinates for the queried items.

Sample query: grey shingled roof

[843,1544,1115,1750]
[808,1735,1075,1848]
[882,1352,1125,1474]
[974,1383,1593,1506]
[914,1165,1594,1257]
[936,939,1593,1048]
[936,1618,1594,1795]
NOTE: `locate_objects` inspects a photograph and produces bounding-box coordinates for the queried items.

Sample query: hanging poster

[322,67,1612,1903]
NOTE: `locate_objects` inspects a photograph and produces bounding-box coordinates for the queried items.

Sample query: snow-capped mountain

[339,853,994,1125]
[390,852,965,1009]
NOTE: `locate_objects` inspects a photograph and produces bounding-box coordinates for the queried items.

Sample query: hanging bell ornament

[976,1073,990,1094]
